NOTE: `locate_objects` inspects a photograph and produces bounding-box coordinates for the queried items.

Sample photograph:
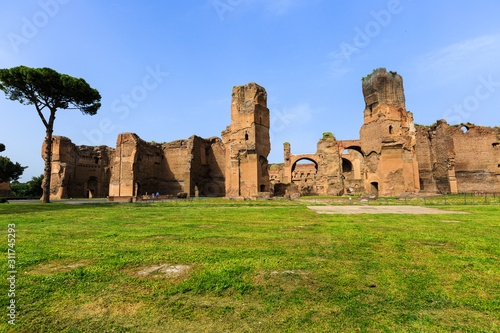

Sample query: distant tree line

[0,143,26,183]
[10,175,44,198]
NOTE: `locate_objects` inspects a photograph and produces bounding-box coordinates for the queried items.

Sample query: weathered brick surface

[416,122,500,193]
[42,136,114,200]
[108,133,225,198]
[222,83,271,198]
[275,136,362,196]
[449,125,500,193]
[43,77,499,199]
[0,182,11,197]
[415,121,457,193]
[360,68,420,196]
[189,136,226,197]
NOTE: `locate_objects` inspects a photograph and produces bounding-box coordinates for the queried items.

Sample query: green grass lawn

[1,201,499,332]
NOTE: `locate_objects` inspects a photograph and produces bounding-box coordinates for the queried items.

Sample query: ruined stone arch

[344,145,365,157]
[291,157,318,173]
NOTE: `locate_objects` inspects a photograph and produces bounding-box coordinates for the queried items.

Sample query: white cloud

[416,34,500,80]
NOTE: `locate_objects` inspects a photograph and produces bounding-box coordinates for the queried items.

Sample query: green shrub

[322,132,335,140]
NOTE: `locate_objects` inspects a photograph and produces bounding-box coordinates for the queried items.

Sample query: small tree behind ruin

[0,143,26,183]
[0,66,101,203]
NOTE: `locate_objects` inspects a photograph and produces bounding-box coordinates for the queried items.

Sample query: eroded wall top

[362,68,405,113]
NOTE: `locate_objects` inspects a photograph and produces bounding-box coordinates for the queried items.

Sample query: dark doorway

[342,158,353,173]
[370,182,379,196]
[87,176,98,198]
[260,185,266,192]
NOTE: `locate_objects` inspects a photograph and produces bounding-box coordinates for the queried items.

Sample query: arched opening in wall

[389,125,393,134]
[245,133,249,141]
[370,182,379,196]
[342,158,353,173]
[461,125,469,133]
[87,176,98,198]
[345,146,365,157]
[260,184,266,192]
[342,149,349,155]
[291,158,318,182]
[342,148,364,182]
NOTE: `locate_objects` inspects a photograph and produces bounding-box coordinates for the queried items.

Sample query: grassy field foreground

[1,201,499,332]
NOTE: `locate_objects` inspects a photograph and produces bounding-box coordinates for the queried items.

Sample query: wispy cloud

[416,34,500,80]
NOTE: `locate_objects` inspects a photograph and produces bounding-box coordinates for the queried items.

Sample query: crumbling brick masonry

[43,74,500,199]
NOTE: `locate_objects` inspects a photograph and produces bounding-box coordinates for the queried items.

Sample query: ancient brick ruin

[43,83,270,200]
[41,136,113,199]
[108,133,226,198]
[416,121,500,194]
[42,71,500,199]
[221,83,271,197]
[0,182,11,197]
[269,68,499,197]
[359,68,420,196]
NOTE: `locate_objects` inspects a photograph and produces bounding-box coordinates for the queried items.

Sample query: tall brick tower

[221,83,271,197]
[359,68,420,196]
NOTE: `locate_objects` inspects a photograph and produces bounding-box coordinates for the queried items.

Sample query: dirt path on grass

[308,205,470,215]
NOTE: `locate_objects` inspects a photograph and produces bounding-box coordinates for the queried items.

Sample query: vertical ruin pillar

[316,133,343,195]
[283,142,291,184]
[221,83,271,198]
[359,68,420,196]
[109,133,138,197]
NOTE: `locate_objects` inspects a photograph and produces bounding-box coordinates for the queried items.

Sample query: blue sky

[1,0,499,181]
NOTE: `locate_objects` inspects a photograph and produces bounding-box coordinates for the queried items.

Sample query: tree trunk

[42,127,53,203]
